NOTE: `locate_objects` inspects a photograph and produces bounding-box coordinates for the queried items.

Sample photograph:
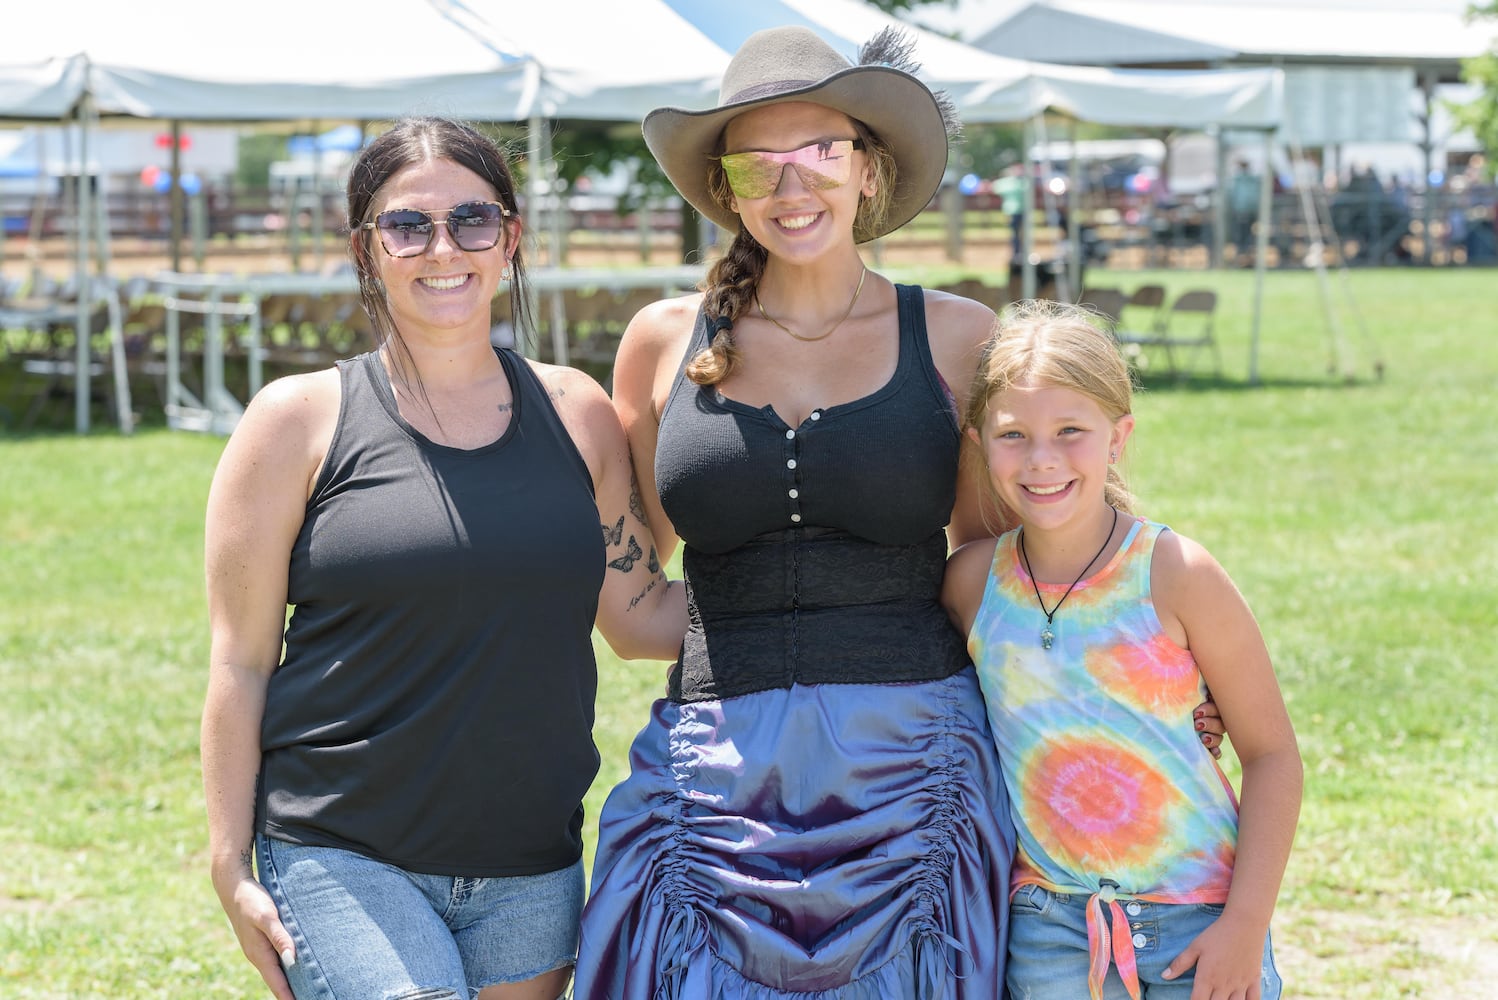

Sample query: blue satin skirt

[574,669,1015,999]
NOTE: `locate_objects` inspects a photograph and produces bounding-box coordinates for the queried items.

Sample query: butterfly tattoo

[602,516,624,546]
[608,535,644,572]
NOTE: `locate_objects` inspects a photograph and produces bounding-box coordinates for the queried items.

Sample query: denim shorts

[257,835,583,1000]
[1006,883,1282,1000]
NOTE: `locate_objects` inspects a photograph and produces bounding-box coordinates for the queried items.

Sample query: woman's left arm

[538,362,686,661]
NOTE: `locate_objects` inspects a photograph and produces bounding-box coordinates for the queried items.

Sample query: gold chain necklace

[755,266,868,343]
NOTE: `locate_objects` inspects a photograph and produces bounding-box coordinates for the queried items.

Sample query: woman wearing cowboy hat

[573,25,1222,999]
[571,26,1014,998]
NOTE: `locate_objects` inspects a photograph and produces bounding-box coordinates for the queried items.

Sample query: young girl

[942,300,1302,1000]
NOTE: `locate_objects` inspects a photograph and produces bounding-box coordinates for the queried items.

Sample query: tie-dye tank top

[969,516,1239,903]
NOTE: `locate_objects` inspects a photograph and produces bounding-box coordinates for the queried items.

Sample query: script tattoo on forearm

[628,574,662,610]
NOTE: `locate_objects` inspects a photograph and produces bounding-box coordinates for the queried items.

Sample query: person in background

[201,117,684,1000]
[944,300,1301,1000]
[1228,159,1261,266]
[571,27,1225,999]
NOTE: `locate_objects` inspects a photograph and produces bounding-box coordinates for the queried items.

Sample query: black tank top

[655,284,971,701]
[256,349,604,877]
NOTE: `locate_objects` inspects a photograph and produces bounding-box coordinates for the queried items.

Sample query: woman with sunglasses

[573,28,1224,999]
[202,117,684,1000]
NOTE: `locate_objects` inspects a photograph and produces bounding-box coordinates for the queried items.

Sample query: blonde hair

[686,120,896,387]
[962,299,1138,527]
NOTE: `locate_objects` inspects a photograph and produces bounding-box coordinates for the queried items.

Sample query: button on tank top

[655,284,972,701]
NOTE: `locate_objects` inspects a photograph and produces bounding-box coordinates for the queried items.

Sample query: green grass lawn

[3,266,1496,997]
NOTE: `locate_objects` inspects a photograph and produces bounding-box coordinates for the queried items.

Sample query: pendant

[1041,623,1054,649]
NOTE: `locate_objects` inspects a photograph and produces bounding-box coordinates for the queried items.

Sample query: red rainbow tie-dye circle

[1027,736,1183,872]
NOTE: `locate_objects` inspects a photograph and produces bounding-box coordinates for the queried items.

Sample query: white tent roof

[0,0,531,121]
[953,62,1282,130]
[463,0,1281,128]
[449,0,1054,121]
[0,0,1281,130]
[973,1,1495,73]
[0,57,88,121]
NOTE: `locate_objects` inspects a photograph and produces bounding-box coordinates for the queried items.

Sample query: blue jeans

[1006,884,1282,1000]
[257,835,583,1000]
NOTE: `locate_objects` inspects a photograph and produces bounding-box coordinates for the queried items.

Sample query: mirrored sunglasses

[719,139,865,201]
[361,200,510,258]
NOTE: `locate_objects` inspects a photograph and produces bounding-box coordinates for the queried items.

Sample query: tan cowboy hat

[643,25,957,243]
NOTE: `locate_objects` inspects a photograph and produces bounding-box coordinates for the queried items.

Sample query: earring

[1110,451,1118,464]
[501,263,512,281]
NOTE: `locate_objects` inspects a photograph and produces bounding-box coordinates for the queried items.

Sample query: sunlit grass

[3,266,1495,996]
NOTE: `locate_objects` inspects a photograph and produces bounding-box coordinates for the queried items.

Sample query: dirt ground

[1275,908,1498,999]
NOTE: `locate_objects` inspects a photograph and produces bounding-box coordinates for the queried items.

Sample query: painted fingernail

[281,948,296,968]
[1196,720,1206,731]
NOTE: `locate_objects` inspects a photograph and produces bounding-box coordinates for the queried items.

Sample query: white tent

[0,2,530,122]
[0,0,1283,129]
[439,0,1281,128]
[966,0,1492,76]
[0,57,87,121]
[0,0,530,432]
[0,0,1285,430]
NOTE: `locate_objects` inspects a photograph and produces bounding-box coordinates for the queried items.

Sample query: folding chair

[1121,284,1167,334]
[1153,289,1221,378]
[1077,287,1127,326]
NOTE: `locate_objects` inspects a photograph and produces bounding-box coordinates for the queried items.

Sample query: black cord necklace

[1018,505,1119,650]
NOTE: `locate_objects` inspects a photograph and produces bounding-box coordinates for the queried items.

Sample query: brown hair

[686,119,896,387]
[962,299,1138,528]
[346,117,532,392]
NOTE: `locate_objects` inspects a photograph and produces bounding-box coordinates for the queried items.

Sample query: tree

[1454,2,1498,179]
[235,132,286,189]
[956,123,1026,180]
